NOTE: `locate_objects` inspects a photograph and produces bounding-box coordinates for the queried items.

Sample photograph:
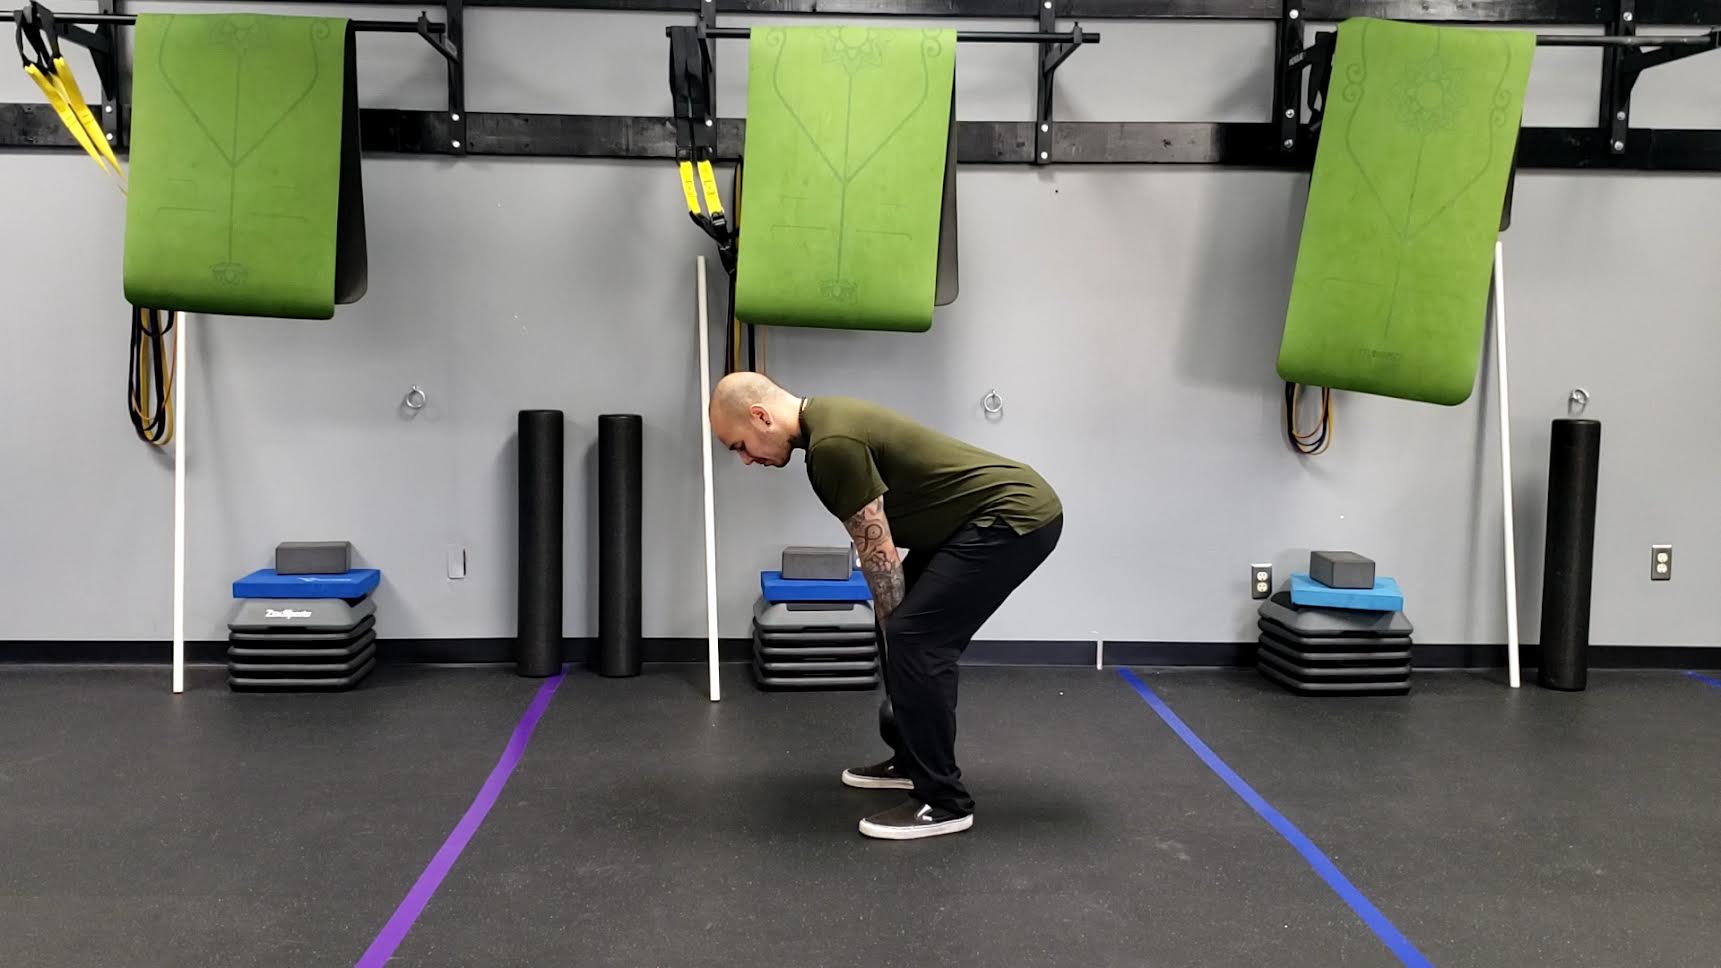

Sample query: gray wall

[3,6,1718,648]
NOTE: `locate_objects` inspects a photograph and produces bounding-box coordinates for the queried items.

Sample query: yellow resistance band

[24,56,125,191]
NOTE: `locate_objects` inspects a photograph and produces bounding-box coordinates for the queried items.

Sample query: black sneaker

[858,801,974,841]
[841,760,914,791]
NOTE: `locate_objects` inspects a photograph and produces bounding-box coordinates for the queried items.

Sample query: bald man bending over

[710,373,1063,840]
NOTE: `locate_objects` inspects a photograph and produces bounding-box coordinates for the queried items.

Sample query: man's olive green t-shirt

[800,397,1062,550]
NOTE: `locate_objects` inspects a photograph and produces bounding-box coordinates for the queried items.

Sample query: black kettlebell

[878,696,896,744]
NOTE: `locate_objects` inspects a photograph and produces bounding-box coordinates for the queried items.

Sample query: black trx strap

[669,25,736,276]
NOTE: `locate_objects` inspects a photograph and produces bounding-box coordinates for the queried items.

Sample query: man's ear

[749,404,772,427]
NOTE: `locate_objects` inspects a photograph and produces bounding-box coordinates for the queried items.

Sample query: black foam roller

[1538,419,1601,692]
[516,410,564,678]
[597,414,643,677]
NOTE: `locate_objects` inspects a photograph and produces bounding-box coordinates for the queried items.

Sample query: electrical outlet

[1651,544,1672,581]
[1250,563,1274,600]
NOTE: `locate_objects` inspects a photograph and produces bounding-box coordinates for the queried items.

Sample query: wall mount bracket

[666,13,1099,165]
[1272,0,1306,152]
[12,0,124,147]
[1036,1,1090,165]
[1598,0,1721,154]
[1276,24,1334,153]
[417,0,465,153]
[9,2,454,151]
[94,0,121,149]
[1276,13,1721,161]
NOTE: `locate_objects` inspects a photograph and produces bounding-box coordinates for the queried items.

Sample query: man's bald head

[708,372,803,468]
[710,372,791,422]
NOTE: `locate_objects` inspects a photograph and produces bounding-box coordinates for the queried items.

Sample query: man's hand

[844,497,905,623]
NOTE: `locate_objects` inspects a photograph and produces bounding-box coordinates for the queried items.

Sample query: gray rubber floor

[1,664,1716,967]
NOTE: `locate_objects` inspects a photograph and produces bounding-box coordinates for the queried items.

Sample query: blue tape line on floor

[1684,671,1721,691]
[1117,668,1434,968]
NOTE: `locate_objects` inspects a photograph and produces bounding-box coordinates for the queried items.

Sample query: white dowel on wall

[172,312,188,695]
[696,258,722,703]
[1492,243,1522,689]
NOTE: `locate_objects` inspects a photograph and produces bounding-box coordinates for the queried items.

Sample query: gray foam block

[1310,550,1376,589]
[780,546,853,581]
[276,541,353,575]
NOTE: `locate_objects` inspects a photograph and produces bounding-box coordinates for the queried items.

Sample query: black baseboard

[360,638,730,665]
[0,638,760,666]
[4,638,1719,670]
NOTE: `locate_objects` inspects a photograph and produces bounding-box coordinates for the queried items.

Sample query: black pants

[878,514,1063,815]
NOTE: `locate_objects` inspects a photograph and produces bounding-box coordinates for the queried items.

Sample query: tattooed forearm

[844,498,904,621]
[860,547,906,622]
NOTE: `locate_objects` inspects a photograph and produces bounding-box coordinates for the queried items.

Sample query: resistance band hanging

[129,309,176,446]
[1284,382,1333,456]
[670,25,735,277]
[14,2,124,191]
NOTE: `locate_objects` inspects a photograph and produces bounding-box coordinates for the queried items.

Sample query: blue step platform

[1289,573,1403,613]
[760,570,871,604]
[233,568,381,600]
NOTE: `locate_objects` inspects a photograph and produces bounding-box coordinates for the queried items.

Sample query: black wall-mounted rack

[4,0,1721,171]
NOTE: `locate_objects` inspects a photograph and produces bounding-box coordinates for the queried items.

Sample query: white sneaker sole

[858,813,974,841]
[841,770,914,790]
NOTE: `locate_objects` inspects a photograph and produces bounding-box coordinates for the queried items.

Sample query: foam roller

[1538,419,1601,691]
[516,410,564,678]
[597,414,643,677]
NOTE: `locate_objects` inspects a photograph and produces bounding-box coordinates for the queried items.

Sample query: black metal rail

[1538,31,1717,46]
[25,12,444,31]
[95,0,1718,25]
[688,26,1100,43]
[5,0,1721,171]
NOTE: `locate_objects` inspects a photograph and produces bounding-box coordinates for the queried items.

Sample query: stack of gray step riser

[227,598,378,691]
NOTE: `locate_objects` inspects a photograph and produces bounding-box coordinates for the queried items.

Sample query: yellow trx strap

[678,160,701,216]
[696,159,724,222]
[679,158,726,225]
[21,57,125,191]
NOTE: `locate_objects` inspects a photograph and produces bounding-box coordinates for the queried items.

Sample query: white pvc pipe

[172,312,187,695]
[695,258,722,702]
[1492,243,1521,689]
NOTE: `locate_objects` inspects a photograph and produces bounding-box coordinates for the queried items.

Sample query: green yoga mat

[1277,18,1534,405]
[123,14,367,319]
[734,26,956,332]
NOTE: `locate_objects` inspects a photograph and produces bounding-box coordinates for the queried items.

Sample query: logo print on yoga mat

[1396,53,1464,134]
[1336,24,1516,340]
[766,28,942,305]
[154,16,322,286]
